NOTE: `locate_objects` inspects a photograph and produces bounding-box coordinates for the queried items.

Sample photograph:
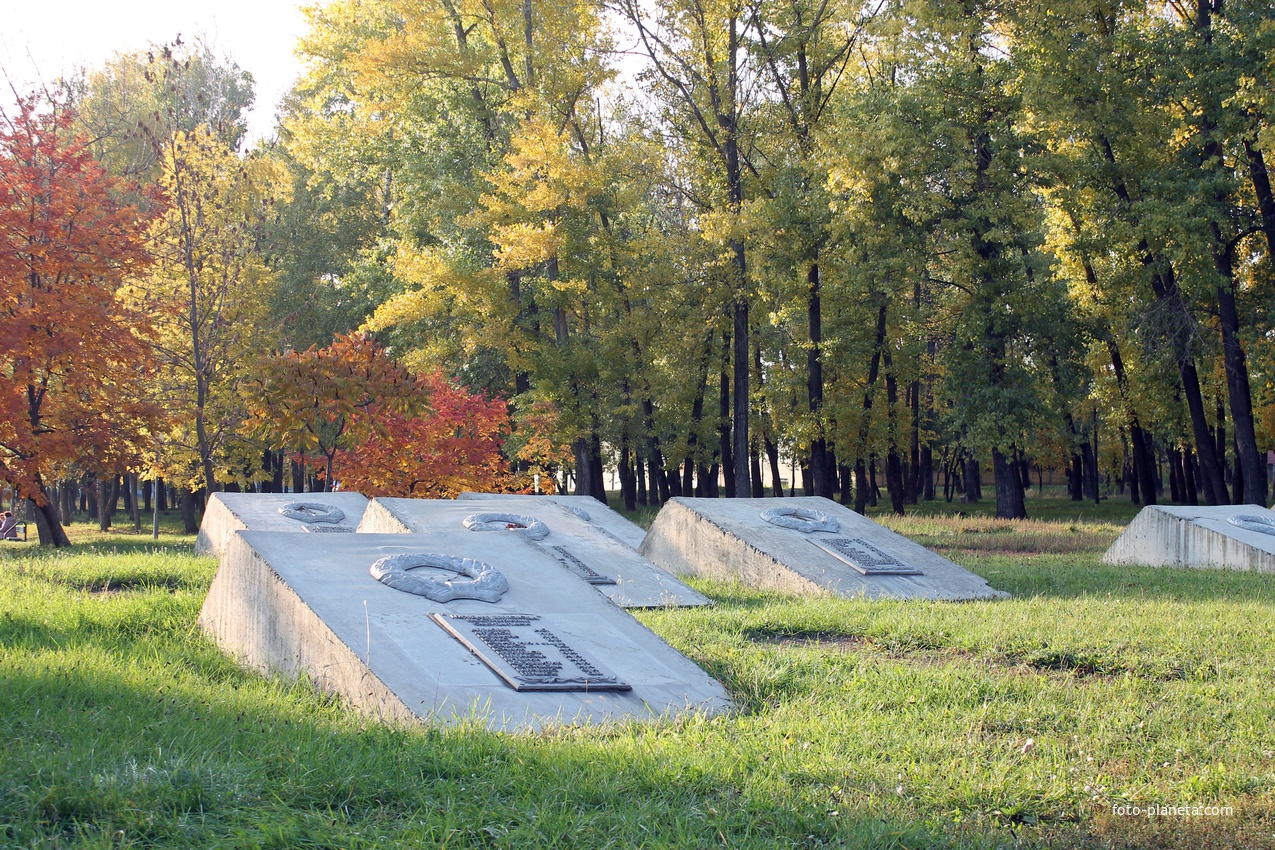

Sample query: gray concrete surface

[195,492,370,557]
[639,496,1008,601]
[198,531,731,732]
[458,492,648,549]
[359,497,709,608]
[1101,504,1275,572]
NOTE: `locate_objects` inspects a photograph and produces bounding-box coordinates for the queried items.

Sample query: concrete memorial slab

[639,496,1008,601]
[458,492,648,549]
[1101,504,1275,572]
[198,531,730,731]
[358,497,710,608]
[196,492,369,557]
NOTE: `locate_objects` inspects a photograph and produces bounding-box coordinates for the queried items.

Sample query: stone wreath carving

[1226,514,1275,537]
[278,502,346,524]
[370,553,509,603]
[759,506,840,534]
[561,504,591,522]
[461,512,550,541]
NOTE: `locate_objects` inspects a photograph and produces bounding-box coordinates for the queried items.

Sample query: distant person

[0,511,18,540]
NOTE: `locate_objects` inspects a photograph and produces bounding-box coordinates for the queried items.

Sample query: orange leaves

[0,94,159,504]
[244,332,421,468]
[244,332,515,496]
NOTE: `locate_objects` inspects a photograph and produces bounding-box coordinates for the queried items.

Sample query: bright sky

[0,0,309,143]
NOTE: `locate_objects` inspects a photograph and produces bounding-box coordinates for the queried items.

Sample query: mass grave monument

[459,492,648,549]
[195,492,369,557]
[639,496,1008,601]
[1102,504,1275,572]
[358,497,709,608]
[198,530,731,731]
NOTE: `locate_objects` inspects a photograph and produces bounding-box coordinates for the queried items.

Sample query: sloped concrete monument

[196,492,369,557]
[1102,504,1275,572]
[198,530,730,731]
[639,496,1007,601]
[459,492,648,549]
[359,497,709,608]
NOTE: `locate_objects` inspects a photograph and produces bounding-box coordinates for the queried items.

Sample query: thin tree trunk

[852,300,889,514]
[806,260,835,497]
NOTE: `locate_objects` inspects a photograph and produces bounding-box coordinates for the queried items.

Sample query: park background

[3,0,1275,548]
[2,2,1275,844]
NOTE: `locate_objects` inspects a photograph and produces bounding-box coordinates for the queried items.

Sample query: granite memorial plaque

[431,613,630,692]
[549,545,616,585]
[808,536,925,576]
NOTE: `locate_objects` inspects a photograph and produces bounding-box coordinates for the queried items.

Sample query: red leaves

[336,372,510,498]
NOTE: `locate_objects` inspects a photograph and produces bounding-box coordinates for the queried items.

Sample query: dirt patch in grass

[1047,806,1275,850]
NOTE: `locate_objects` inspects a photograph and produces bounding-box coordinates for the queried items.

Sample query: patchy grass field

[0,498,1271,849]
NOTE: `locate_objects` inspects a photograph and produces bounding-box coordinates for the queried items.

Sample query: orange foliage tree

[243,332,421,489]
[336,371,509,498]
[0,96,157,546]
[244,333,511,496]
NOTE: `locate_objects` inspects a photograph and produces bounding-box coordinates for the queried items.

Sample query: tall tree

[0,96,157,546]
[616,0,757,497]
[747,0,875,498]
[127,125,285,495]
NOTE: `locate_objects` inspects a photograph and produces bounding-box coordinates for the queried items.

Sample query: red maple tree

[334,371,510,497]
[0,96,158,545]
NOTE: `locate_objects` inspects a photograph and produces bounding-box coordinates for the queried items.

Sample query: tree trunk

[642,399,669,503]
[851,300,889,515]
[98,476,115,532]
[179,489,198,533]
[806,260,835,498]
[883,349,905,515]
[619,440,636,511]
[838,463,853,505]
[963,457,981,503]
[992,447,1027,519]
[920,445,934,501]
[60,481,76,525]
[853,459,870,514]
[765,433,784,497]
[28,473,71,546]
[1168,446,1183,503]
[1215,257,1267,505]
[1182,445,1200,506]
[719,354,736,497]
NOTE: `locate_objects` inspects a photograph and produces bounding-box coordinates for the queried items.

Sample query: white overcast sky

[0,0,309,143]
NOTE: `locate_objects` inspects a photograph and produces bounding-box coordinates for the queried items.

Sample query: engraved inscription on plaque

[808,537,925,576]
[430,613,631,692]
[549,545,616,585]
[303,524,354,534]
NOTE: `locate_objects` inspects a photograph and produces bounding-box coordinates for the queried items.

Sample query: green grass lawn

[0,499,1271,849]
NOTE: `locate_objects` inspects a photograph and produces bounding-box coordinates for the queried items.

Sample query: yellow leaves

[490,221,564,269]
[489,116,594,212]
[363,243,506,332]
